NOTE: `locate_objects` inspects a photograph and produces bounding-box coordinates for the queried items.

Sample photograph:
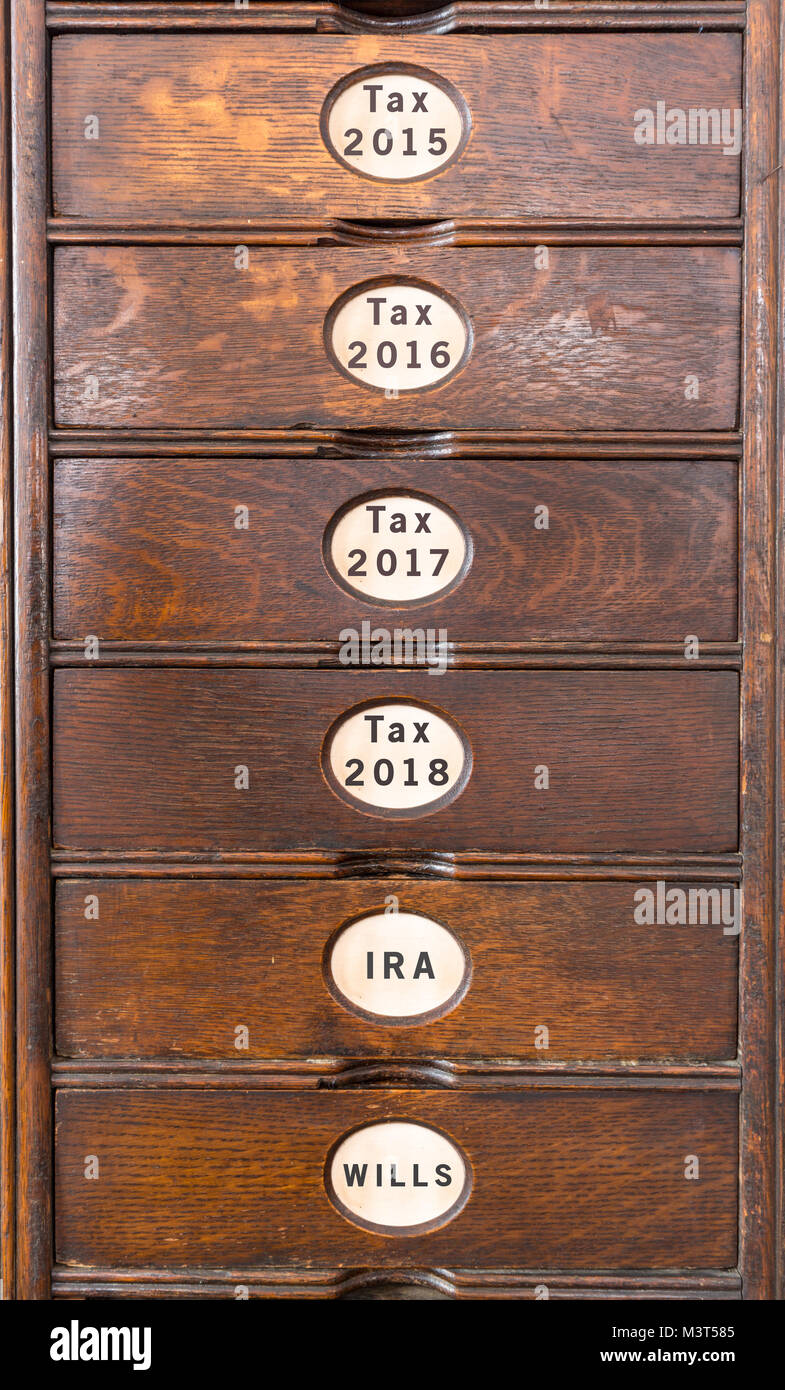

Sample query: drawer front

[52,669,739,854]
[51,33,742,221]
[52,247,741,431]
[55,1088,739,1270]
[53,458,739,644]
[55,879,739,1062]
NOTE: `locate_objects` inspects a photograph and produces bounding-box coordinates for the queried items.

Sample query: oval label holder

[324,910,472,1026]
[321,698,472,818]
[323,490,473,606]
[320,63,472,184]
[325,1120,473,1235]
[324,277,473,394]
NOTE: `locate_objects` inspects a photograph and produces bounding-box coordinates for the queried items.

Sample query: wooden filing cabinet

[2,0,782,1301]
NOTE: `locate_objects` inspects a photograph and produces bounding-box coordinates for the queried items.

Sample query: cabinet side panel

[11,0,51,1301]
[739,0,781,1301]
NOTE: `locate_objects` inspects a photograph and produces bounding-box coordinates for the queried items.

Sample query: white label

[325,910,471,1024]
[326,1121,472,1235]
[324,491,472,605]
[324,278,472,393]
[321,64,471,183]
[322,700,472,817]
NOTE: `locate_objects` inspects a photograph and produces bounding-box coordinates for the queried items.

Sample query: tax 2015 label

[321,699,473,818]
[320,63,472,184]
[324,277,473,394]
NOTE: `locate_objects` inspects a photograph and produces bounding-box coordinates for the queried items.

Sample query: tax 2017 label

[323,490,473,606]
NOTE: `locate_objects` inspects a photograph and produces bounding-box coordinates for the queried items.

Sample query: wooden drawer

[52,246,741,431]
[52,669,739,854]
[54,879,739,1063]
[50,33,742,222]
[54,1087,739,1270]
[53,458,739,644]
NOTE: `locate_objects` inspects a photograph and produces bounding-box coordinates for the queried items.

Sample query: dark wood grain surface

[6,0,780,1303]
[52,246,741,430]
[50,33,742,221]
[0,0,14,1302]
[10,0,52,1302]
[51,669,739,853]
[54,878,739,1062]
[53,457,739,643]
[54,1087,739,1269]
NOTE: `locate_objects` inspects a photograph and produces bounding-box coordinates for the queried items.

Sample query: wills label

[325,1120,473,1234]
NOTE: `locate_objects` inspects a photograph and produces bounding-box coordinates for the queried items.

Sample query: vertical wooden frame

[778,0,785,1306]
[739,0,782,1301]
[0,0,781,1300]
[1,0,15,1308]
[11,0,50,1301]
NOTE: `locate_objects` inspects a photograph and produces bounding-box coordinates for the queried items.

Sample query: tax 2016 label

[324,277,473,394]
[320,63,472,183]
[321,699,473,818]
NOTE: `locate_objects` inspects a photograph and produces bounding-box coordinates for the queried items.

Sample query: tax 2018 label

[321,699,472,818]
